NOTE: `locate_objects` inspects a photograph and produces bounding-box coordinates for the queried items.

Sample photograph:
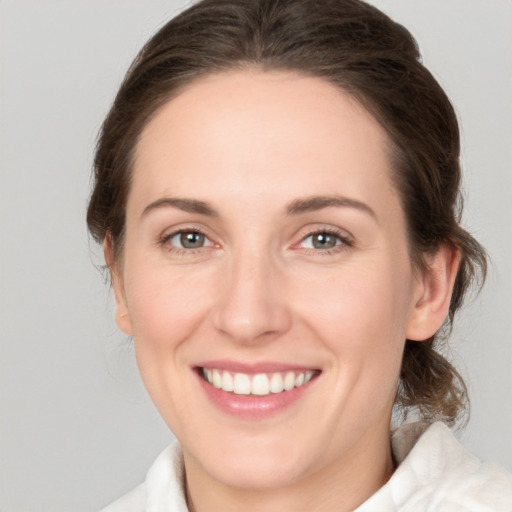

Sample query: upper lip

[195,360,320,374]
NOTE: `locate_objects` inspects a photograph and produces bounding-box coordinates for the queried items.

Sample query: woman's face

[113,71,428,490]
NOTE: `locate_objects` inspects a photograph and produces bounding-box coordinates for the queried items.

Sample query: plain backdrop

[0,0,511,510]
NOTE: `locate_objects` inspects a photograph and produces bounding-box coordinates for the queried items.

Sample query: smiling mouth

[199,368,320,397]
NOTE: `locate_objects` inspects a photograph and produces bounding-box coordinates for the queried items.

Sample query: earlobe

[104,235,133,335]
[406,245,461,341]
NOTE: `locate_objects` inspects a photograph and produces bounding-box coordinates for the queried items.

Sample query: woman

[87,0,512,510]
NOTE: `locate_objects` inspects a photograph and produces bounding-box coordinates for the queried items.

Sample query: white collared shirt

[100,422,512,511]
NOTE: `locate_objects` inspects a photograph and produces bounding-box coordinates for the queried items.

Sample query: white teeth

[203,368,213,384]
[212,369,222,389]
[233,373,251,395]
[284,371,295,391]
[221,371,234,392]
[270,373,284,393]
[203,368,316,396]
[251,374,270,396]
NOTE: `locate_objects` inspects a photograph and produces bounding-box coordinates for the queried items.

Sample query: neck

[184,426,395,512]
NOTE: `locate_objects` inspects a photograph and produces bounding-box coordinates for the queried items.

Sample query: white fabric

[99,422,512,511]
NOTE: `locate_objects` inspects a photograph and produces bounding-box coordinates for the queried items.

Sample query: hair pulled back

[87,0,486,425]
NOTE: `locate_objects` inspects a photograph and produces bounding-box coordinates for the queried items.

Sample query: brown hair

[87,0,486,425]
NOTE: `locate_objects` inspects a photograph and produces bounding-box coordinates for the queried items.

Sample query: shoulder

[357,421,512,511]
[98,440,188,512]
[402,422,512,510]
[99,484,145,512]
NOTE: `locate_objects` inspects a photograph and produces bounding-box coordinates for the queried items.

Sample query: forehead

[131,70,398,218]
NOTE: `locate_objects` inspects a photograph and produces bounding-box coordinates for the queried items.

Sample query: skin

[107,70,459,512]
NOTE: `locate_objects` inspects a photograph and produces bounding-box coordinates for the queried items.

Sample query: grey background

[0,0,510,510]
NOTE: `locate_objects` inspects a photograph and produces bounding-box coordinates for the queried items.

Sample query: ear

[406,245,461,341]
[104,235,133,335]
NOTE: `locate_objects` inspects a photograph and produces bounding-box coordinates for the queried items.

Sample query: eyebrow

[141,194,377,221]
[286,195,377,221]
[141,197,219,218]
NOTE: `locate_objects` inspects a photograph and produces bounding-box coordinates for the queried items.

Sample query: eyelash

[296,228,353,256]
[158,227,353,256]
[159,228,213,255]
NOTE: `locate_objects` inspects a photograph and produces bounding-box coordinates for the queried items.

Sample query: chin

[186,433,316,491]
[210,455,308,491]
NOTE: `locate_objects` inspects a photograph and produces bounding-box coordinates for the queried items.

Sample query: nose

[212,250,292,344]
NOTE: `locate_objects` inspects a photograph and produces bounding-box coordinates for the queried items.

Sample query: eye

[165,230,214,250]
[299,230,351,251]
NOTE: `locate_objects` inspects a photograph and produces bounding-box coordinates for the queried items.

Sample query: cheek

[120,240,219,384]
[298,262,412,340]
[126,268,214,350]
[122,262,218,430]
[294,262,413,385]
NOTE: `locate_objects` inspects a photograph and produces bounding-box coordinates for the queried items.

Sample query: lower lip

[195,370,318,419]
